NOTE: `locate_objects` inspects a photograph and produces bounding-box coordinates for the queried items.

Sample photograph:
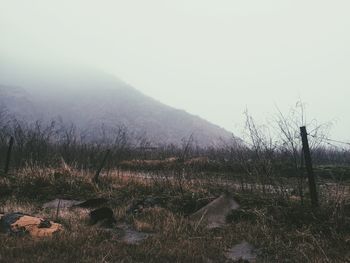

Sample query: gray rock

[225,241,257,262]
[116,223,150,245]
[190,193,240,229]
[43,198,108,209]
[43,199,82,209]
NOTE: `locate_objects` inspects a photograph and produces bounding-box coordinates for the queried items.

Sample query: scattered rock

[190,193,240,228]
[43,199,82,209]
[43,198,108,209]
[89,207,116,227]
[116,223,150,245]
[225,241,257,262]
[93,219,151,244]
[0,212,63,237]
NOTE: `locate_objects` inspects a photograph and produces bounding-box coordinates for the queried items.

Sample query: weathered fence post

[4,136,14,174]
[300,126,319,207]
[93,149,111,183]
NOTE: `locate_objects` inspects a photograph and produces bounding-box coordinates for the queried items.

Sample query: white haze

[1,0,350,141]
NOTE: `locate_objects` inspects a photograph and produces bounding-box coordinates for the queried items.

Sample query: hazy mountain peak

[0,62,234,147]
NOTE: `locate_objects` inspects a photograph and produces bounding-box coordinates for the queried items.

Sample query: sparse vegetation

[0,104,349,262]
[0,165,349,262]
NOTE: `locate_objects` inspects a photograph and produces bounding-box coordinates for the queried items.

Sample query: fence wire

[309,134,350,146]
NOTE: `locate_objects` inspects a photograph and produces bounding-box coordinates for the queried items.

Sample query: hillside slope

[0,62,234,147]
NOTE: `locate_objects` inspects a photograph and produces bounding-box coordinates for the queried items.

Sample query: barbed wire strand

[308,134,350,146]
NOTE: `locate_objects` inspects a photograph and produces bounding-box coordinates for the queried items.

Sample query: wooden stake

[300,126,318,207]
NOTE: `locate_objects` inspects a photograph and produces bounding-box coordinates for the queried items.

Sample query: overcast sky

[1,0,350,141]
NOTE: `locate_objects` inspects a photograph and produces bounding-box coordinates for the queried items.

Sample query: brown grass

[0,165,349,262]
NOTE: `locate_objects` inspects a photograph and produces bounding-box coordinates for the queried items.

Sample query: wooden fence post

[4,136,14,174]
[93,149,111,183]
[300,126,318,207]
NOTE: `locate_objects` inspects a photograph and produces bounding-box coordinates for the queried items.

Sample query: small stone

[225,241,257,262]
[116,223,150,245]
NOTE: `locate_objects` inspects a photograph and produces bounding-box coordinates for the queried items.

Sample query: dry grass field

[0,165,349,263]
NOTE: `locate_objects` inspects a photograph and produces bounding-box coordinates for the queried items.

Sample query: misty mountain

[0,61,234,147]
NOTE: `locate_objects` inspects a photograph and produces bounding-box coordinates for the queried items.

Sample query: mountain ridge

[0,63,235,147]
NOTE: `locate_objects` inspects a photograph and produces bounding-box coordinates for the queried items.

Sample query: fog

[1,0,350,141]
